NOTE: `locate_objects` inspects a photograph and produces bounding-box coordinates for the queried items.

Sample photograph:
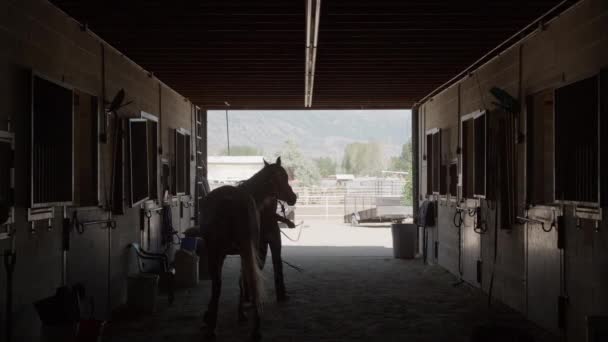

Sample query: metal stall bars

[194,107,208,225]
[1,129,16,342]
[0,129,15,238]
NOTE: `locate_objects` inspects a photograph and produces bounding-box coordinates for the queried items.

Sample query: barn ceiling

[50,0,570,109]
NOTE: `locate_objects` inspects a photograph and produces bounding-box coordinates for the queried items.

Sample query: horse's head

[263,157,297,206]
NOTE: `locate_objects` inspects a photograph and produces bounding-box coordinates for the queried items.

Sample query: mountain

[207,110,411,161]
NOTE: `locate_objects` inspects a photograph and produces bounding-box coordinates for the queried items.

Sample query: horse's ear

[276,156,282,166]
[263,159,270,167]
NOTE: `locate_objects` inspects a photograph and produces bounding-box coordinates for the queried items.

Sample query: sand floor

[104,221,557,342]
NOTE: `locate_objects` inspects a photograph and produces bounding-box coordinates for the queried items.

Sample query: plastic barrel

[391,223,417,259]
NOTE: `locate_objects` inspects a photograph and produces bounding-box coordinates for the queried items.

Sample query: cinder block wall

[416,0,608,340]
[0,0,200,338]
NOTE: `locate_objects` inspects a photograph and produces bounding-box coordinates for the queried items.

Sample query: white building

[207,156,265,187]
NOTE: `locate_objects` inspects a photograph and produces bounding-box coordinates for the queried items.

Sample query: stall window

[162,159,171,195]
[129,119,149,206]
[440,164,448,195]
[148,121,158,200]
[601,70,608,205]
[526,88,555,205]
[425,128,441,195]
[73,90,99,206]
[439,128,451,195]
[426,133,433,195]
[112,119,125,214]
[554,76,598,204]
[448,161,458,197]
[474,114,486,197]
[174,128,191,195]
[141,112,159,201]
[31,75,74,207]
[0,131,13,225]
[461,110,486,199]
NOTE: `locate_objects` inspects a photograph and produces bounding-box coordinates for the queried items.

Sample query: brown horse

[199,157,297,341]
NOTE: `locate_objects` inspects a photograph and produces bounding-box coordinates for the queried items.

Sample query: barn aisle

[103,236,556,342]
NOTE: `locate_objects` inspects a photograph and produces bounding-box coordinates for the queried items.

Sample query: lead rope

[276,200,304,272]
[278,201,304,242]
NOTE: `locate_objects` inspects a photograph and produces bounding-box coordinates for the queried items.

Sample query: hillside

[207,110,411,161]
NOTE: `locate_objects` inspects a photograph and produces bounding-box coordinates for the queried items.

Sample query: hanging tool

[452,206,465,285]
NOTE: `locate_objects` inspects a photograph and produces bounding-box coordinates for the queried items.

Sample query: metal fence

[209,179,407,221]
[293,179,406,220]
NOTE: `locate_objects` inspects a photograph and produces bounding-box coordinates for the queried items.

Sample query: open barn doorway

[206,109,412,255]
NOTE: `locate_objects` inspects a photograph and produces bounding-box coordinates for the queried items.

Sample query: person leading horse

[259,180,296,302]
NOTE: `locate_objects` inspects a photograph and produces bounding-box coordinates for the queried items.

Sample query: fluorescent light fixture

[305,0,321,108]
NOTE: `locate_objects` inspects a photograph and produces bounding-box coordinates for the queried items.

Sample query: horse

[199,157,297,341]
[259,197,295,302]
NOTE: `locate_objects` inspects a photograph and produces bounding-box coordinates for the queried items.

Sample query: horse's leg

[250,283,262,342]
[269,233,287,302]
[203,253,224,337]
[259,240,269,270]
[239,238,266,322]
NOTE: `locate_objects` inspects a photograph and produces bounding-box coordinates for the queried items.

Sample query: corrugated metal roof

[50,1,571,109]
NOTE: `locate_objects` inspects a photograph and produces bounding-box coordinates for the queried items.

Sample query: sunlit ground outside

[281,220,393,249]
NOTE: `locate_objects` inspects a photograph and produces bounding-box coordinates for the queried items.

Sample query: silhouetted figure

[259,198,296,302]
[197,157,297,341]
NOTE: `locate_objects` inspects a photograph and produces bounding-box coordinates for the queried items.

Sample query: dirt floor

[104,221,557,342]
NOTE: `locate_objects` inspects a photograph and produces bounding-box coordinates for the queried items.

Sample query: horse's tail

[241,196,265,313]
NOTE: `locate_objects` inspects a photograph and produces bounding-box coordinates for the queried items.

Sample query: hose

[452,208,464,280]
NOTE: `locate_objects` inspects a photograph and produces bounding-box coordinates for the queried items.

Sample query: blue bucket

[181,237,198,252]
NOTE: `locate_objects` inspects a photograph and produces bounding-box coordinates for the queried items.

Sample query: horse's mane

[238,165,270,193]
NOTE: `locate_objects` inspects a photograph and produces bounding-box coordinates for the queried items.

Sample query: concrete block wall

[0,0,201,339]
[417,0,608,340]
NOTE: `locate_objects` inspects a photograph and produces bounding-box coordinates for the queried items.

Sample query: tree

[314,157,337,178]
[389,140,413,206]
[389,140,412,171]
[275,140,320,186]
[341,142,384,176]
[219,145,262,156]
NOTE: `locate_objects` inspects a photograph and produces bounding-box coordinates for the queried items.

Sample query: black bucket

[34,286,81,326]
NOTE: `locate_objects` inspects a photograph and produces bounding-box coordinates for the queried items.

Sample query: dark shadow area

[101,246,557,342]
